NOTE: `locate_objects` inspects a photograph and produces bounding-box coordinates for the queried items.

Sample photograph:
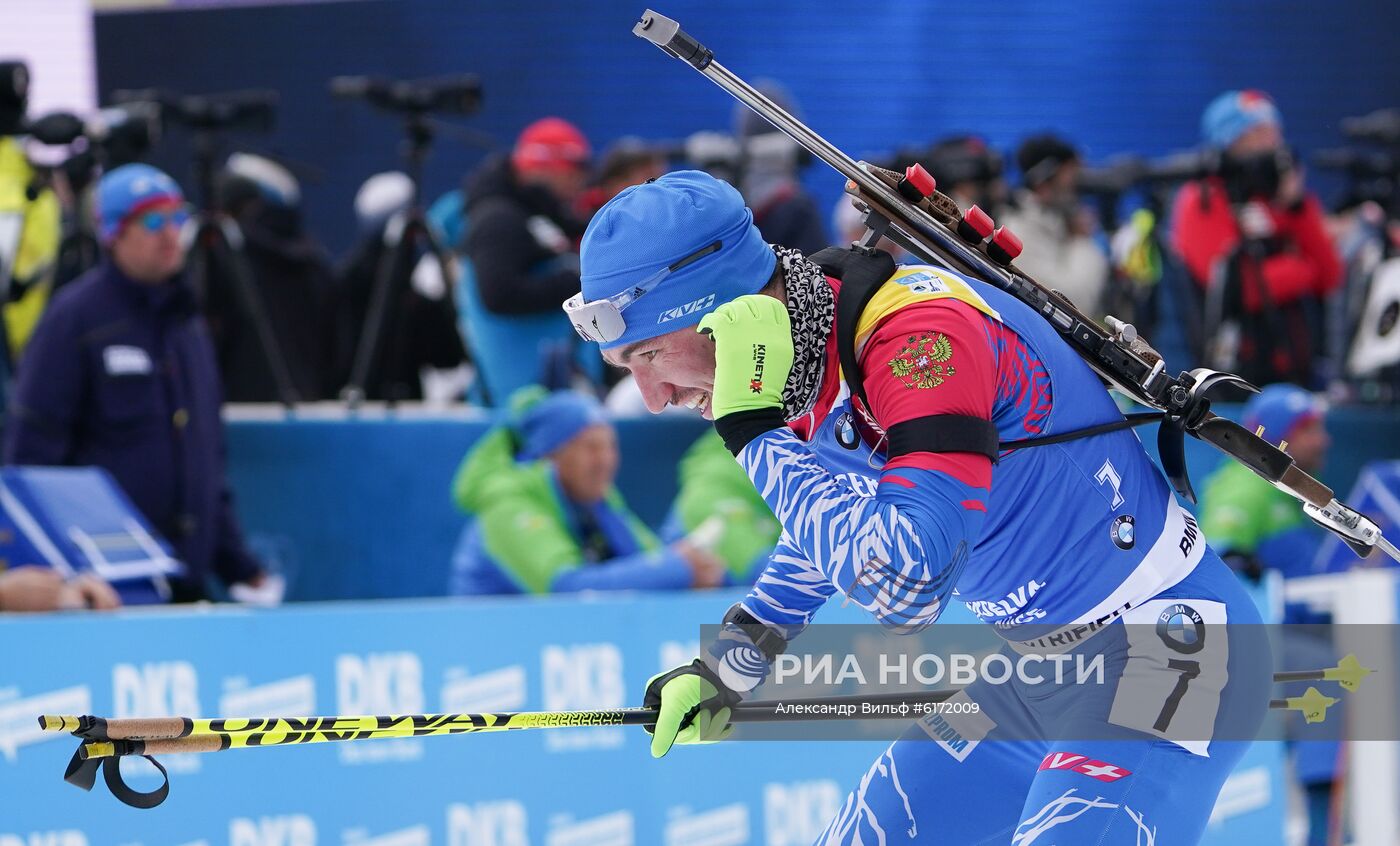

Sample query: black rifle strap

[810,245,896,415]
[814,246,998,463]
[999,412,1164,451]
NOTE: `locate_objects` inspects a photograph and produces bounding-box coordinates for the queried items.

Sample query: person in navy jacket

[3,164,267,602]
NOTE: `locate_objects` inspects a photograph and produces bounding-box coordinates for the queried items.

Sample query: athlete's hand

[643,658,738,758]
[698,295,793,418]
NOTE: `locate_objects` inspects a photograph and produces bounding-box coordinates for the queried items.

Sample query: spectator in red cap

[461,117,600,403]
[508,117,592,209]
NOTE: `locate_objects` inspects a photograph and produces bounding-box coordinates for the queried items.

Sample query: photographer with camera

[215,153,338,401]
[575,136,669,220]
[732,80,828,255]
[924,134,1007,214]
[1171,90,1342,387]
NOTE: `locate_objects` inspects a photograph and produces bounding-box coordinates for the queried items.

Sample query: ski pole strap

[56,718,171,810]
[722,603,789,662]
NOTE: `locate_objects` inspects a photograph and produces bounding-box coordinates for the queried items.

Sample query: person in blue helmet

[564,170,1273,844]
[1171,90,1342,388]
[4,164,269,602]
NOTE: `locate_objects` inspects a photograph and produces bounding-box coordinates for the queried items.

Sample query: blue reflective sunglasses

[138,208,191,233]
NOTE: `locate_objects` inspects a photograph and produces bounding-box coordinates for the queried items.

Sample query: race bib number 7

[1107,598,1229,756]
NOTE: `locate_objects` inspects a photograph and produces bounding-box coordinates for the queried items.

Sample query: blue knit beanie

[1201,90,1282,149]
[511,388,609,461]
[579,170,775,350]
[1242,384,1324,442]
[96,163,185,243]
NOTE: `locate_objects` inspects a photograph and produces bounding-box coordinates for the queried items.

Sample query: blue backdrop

[221,406,1400,603]
[94,0,1400,255]
[224,412,708,601]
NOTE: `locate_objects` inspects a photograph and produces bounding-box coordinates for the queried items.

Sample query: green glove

[697,295,794,418]
[643,659,738,758]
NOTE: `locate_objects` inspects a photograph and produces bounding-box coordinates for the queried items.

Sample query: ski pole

[43,688,963,756]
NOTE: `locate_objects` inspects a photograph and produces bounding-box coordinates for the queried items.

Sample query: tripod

[182,129,300,406]
[51,150,102,295]
[333,75,479,406]
[342,117,461,405]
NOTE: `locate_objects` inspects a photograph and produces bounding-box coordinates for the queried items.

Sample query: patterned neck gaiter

[774,245,836,421]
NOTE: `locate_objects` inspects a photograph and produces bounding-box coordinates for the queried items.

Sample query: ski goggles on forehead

[564,240,722,344]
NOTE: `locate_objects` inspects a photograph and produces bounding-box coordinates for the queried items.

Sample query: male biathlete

[564,170,1269,844]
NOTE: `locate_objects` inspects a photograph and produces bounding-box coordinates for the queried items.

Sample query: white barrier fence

[1285,569,1400,846]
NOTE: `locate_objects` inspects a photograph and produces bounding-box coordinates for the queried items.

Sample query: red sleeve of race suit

[856,298,998,490]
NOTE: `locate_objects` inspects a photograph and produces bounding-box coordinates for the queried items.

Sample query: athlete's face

[603,325,718,419]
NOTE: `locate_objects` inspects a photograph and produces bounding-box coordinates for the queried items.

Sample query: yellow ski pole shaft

[75,709,642,759]
[43,711,629,742]
[57,690,970,759]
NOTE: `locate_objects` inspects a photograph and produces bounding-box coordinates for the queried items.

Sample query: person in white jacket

[999,133,1110,317]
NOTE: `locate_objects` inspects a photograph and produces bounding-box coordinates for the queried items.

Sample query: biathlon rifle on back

[631,9,1399,565]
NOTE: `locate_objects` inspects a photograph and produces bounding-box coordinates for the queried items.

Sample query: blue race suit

[712,262,1271,845]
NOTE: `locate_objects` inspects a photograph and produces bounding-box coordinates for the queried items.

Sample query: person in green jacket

[449,387,725,595]
[1200,383,1331,584]
[664,430,781,584]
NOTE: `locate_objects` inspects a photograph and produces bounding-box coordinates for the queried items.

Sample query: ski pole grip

[102,717,189,740]
[634,10,713,69]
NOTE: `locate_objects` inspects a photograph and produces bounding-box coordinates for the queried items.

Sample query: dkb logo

[230,816,317,846]
[112,662,199,718]
[541,644,624,711]
[447,801,528,846]
[764,780,842,846]
[541,643,625,751]
[336,652,424,714]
